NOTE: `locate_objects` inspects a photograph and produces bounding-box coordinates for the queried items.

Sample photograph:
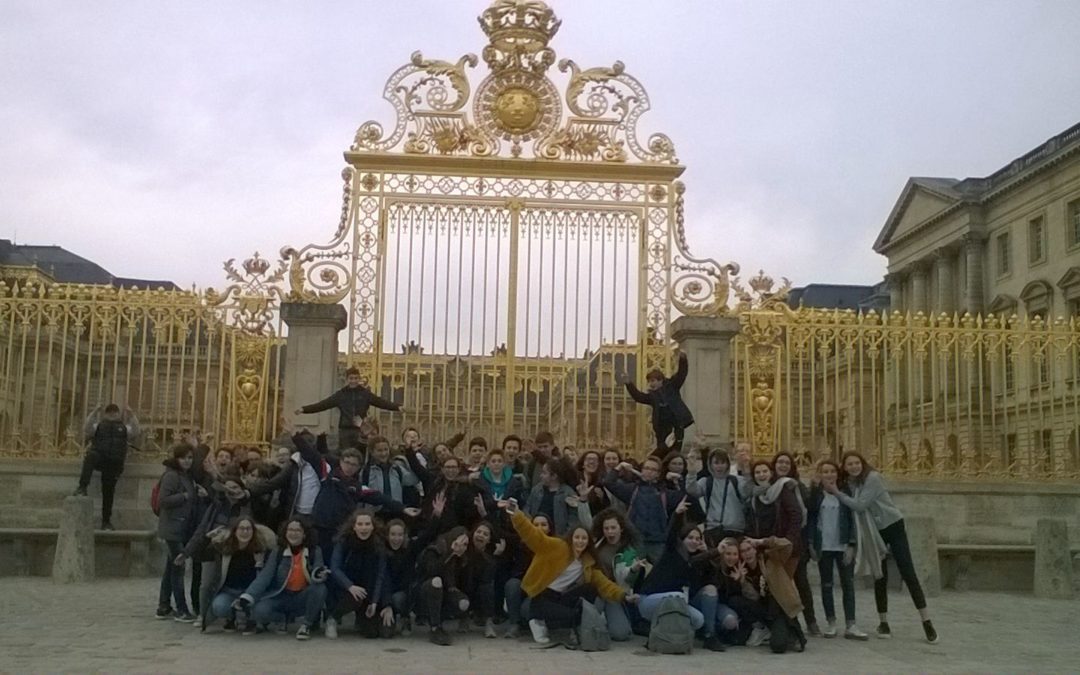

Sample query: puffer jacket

[157,458,197,542]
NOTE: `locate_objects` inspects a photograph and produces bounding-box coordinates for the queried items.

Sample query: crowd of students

[151,424,939,653]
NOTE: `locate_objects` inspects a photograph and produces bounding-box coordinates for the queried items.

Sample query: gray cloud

[3,0,1079,291]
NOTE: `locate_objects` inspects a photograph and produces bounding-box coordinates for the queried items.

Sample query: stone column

[934,248,955,316]
[909,262,929,314]
[903,515,941,597]
[884,272,904,313]
[281,302,348,438]
[963,233,986,316]
[52,496,95,583]
[1034,518,1074,599]
[670,315,741,447]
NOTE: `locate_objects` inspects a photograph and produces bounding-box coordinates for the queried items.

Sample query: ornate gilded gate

[280,1,731,451]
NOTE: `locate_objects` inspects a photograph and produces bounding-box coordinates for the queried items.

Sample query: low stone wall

[888,480,1080,547]
[0,459,162,531]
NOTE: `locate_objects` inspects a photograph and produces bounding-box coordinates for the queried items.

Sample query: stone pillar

[1034,518,1074,599]
[963,233,986,316]
[934,248,955,315]
[903,516,941,598]
[52,496,95,583]
[281,302,348,438]
[670,315,741,447]
[884,272,904,313]
[909,262,929,314]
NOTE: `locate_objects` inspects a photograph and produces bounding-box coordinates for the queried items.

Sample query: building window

[996,231,1011,276]
[1003,345,1015,392]
[1028,216,1046,265]
[1068,198,1080,248]
[1034,429,1052,473]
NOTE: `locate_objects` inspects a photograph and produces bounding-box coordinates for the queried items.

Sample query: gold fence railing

[0,255,285,461]
[733,300,1080,482]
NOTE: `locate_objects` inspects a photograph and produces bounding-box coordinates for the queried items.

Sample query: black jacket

[88,419,128,464]
[624,353,694,430]
[806,484,855,555]
[300,385,400,429]
[182,492,252,560]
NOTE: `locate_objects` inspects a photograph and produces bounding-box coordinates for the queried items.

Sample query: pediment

[874,179,961,252]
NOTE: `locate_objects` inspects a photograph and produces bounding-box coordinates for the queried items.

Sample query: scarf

[850,483,888,579]
[752,476,808,527]
[481,466,514,499]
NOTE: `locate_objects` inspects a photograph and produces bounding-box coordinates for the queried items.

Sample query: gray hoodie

[686,451,751,533]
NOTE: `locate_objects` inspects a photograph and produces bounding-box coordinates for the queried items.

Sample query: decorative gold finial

[478,0,561,73]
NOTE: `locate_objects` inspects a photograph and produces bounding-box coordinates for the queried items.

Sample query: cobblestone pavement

[2,577,1078,674]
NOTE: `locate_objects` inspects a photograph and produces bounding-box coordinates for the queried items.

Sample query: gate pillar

[671,315,741,448]
[282,302,348,439]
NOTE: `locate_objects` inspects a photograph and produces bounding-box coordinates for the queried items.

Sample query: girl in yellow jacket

[504,500,639,647]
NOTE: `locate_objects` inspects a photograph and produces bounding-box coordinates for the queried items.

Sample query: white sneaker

[324,617,338,639]
[845,624,869,641]
[823,620,837,638]
[528,619,550,645]
[747,623,770,647]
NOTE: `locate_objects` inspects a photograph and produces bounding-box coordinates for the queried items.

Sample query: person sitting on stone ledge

[72,403,139,531]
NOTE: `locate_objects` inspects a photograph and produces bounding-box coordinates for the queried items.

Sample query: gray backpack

[647,594,694,654]
[578,600,611,652]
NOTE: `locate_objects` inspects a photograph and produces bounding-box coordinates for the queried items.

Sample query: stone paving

[2,577,1078,674]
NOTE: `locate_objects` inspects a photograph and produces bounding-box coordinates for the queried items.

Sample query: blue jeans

[819,550,856,623]
[638,591,704,630]
[252,585,328,628]
[158,540,188,613]
[602,598,632,641]
[690,588,717,637]
[210,588,243,621]
[504,578,532,624]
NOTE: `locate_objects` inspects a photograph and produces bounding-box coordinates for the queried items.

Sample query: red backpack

[150,478,162,516]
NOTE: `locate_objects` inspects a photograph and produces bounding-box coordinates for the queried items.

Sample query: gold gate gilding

[277,1,730,453]
[731,273,1080,481]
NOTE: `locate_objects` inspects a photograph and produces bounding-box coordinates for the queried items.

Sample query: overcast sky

[3,0,1080,293]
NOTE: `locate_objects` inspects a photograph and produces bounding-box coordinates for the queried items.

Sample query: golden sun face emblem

[493,87,541,133]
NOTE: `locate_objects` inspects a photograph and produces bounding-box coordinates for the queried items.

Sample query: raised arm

[670,352,689,389]
[366,391,401,412]
[510,508,557,554]
[300,391,340,414]
[834,471,887,513]
[623,381,651,404]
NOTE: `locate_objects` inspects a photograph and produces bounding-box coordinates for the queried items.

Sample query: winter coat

[523,483,580,536]
[330,536,388,606]
[623,352,694,430]
[241,545,325,603]
[509,510,624,602]
[603,474,682,545]
[300,385,400,429]
[806,485,855,556]
[157,458,197,542]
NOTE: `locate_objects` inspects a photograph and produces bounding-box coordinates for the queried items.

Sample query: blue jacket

[604,474,683,544]
[240,545,325,603]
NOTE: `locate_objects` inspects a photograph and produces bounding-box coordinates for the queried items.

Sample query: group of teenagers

[147,367,939,654]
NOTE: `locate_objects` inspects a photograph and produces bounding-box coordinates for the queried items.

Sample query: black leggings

[793,552,816,626]
[530,586,596,630]
[874,519,927,613]
[418,579,468,627]
[331,593,392,638]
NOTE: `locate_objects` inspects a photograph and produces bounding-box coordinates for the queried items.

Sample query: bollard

[1033,518,1074,600]
[904,516,941,598]
[52,496,96,583]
